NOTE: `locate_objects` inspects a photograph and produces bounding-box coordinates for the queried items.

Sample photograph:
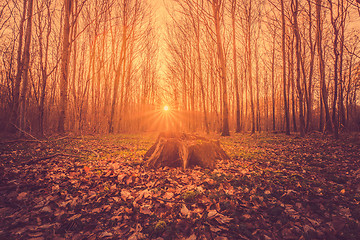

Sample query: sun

[163,105,169,111]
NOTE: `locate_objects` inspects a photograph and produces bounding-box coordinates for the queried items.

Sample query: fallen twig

[0,184,18,192]
[24,153,80,165]
[91,149,100,160]
[72,148,100,160]
[0,139,43,144]
[10,123,44,143]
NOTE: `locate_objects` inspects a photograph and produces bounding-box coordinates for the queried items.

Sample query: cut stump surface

[144,132,229,169]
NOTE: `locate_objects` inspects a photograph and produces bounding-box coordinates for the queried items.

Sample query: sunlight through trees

[0,0,359,137]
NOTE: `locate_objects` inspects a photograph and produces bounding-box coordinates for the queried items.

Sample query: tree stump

[143,132,230,169]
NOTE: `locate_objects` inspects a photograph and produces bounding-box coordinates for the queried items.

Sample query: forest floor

[0,132,360,240]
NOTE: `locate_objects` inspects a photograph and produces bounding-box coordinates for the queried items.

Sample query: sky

[150,0,169,27]
[149,0,170,79]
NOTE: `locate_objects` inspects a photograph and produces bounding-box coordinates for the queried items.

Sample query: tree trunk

[289,34,297,132]
[271,38,276,131]
[244,1,255,134]
[329,0,339,139]
[316,0,332,133]
[212,0,230,136]
[19,0,34,133]
[281,0,290,135]
[338,1,346,131]
[232,0,241,133]
[38,1,52,135]
[255,38,261,132]
[293,0,305,137]
[194,5,209,133]
[11,0,27,133]
[306,0,315,132]
[58,0,73,133]
[71,1,78,132]
[109,1,127,133]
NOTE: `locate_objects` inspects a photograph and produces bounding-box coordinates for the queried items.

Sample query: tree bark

[12,0,27,133]
[19,0,34,133]
[231,0,241,133]
[316,0,332,133]
[305,0,315,132]
[329,0,340,139]
[144,132,229,169]
[292,0,305,137]
[212,0,230,136]
[281,0,290,135]
[109,0,128,133]
[271,37,276,131]
[58,0,73,132]
[194,3,209,133]
[244,0,255,133]
[37,0,52,135]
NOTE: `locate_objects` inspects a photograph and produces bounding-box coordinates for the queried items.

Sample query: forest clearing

[1,0,360,239]
[1,132,359,239]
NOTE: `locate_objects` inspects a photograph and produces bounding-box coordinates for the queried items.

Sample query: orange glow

[163,105,169,111]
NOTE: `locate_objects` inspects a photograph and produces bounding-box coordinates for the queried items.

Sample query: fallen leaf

[41,206,52,213]
[185,234,197,240]
[84,166,90,173]
[100,231,113,238]
[17,192,28,201]
[210,225,221,232]
[163,192,174,200]
[68,214,81,221]
[181,204,190,218]
[128,224,145,240]
[118,173,126,181]
[121,189,132,201]
[208,210,218,218]
[303,224,314,233]
[215,214,233,224]
[92,208,102,214]
[140,205,152,215]
[339,206,351,218]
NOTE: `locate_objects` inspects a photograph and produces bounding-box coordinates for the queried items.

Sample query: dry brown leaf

[181,204,190,218]
[185,234,197,240]
[41,206,52,213]
[17,192,28,201]
[215,214,233,224]
[208,210,218,218]
[121,189,132,201]
[140,205,152,215]
[163,192,174,199]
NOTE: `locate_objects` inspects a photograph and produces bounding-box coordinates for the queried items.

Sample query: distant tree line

[0,0,159,135]
[165,0,360,138]
[0,0,359,138]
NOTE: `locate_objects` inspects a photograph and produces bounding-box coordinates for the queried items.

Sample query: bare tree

[211,0,230,136]
[231,0,241,132]
[58,0,73,132]
[292,0,305,137]
[316,0,332,133]
[12,0,28,133]
[281,0,290,135]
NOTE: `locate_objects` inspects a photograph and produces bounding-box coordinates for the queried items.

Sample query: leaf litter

[0,132,359,239]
